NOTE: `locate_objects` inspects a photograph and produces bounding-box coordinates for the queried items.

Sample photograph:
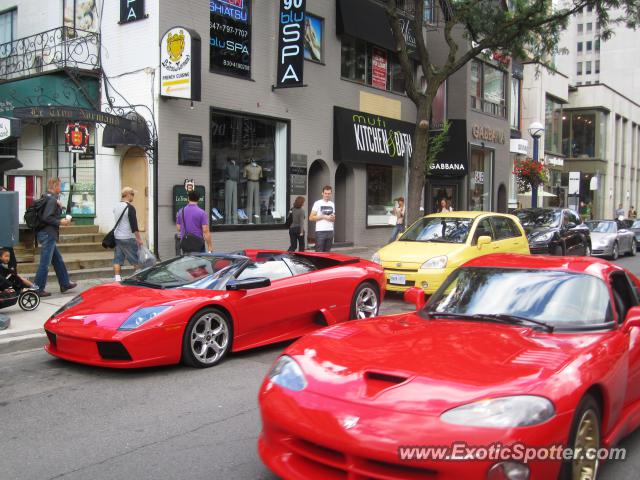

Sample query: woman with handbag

[176,190,213,254]
[112,187,143,282]
[388,197,405,243]
[288,196,306,252]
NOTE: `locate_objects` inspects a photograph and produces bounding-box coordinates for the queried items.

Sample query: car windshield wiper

[121,278,165,289]
[424,237,451,243]
[424,311,554,332]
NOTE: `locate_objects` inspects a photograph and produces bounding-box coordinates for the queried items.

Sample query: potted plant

[513,158,548,193]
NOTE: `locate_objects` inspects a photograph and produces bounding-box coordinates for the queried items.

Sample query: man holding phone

[310,185,335,252]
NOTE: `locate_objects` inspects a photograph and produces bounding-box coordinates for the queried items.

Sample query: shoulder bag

[179,207,205,253]
[102,204,129,249]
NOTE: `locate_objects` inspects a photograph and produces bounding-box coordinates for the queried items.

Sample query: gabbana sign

[160,27,201,100]
[210,0,252,79]
[276,0,306,88]
[334,106,414,166]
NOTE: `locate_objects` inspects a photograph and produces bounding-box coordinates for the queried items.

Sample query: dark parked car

[513,208,591,256]
[625,219,640,251]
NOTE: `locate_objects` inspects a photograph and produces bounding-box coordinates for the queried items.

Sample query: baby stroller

[0,285,40,312]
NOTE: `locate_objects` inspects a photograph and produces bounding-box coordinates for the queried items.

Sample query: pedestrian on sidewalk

[288,196,306,252]
[113,187,144,282]
[176,190,213,254]
[1,248,36,290]
[615,203,625,220]
[310,185,335,252]
[388,197,405,243]
[33,178,77,297]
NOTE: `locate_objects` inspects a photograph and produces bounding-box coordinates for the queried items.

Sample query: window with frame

[510,76,521,130]
[562,110,604,158]
[595,60,600,74]
[469,149,493,211]
[340,36,407,94]
[585,61,592,75]
[366,165,404,227]
[577,24,583,34]
[595,39,600,51]
[586,41,592,51]
[577,62,582,75]
[469,60,507,118]
[587,23,592,32]
[0,8,16,58]
[545,96,563,154]
[210,110,288,228]
[577,42,583,53]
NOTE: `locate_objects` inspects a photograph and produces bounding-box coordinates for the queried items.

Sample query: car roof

[462,253,627,281]
[425,211,517,220]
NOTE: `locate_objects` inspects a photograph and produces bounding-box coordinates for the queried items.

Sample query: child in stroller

[0,248,40,311]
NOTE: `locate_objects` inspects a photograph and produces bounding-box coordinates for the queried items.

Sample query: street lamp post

[528,121,545,208]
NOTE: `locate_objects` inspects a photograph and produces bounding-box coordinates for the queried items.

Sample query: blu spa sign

[276,0,306,88]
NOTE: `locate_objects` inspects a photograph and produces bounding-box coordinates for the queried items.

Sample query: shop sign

[472,124,505,144]
[509,138,528,155]
[372,47,387,90]
[428,119,467,177]
[546,155,564,167]
[290,154,307,195]
[334,106,414,167]
[473,171,484,184]
[276,0,306,88]
[120,0,146,24]
[172,184,206,220]
[569,171,580,195]
[590,176,598,190]
[160,27,201,100]
[398,16,416,50]
[64,122,90,153]
[210,0,252,79]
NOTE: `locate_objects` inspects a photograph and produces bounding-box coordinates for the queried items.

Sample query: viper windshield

[123,255,246,289]
[424,267,613,330]
[399,217,473,244]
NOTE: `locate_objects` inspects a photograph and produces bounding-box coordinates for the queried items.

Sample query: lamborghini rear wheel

[182,307,232,368]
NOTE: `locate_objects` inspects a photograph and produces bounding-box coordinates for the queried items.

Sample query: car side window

[569,211,581,226]
[283,255,317,276]
[490,217,515,240]
[610,272,639,323]
[237,260,293,282]
[472,218,494,244]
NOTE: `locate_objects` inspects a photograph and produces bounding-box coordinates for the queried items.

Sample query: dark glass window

[366,165,405,226]
[586,41,592,51]
[545,96,563,154]
[586,61,592,75]
[577,42,583,52]
[577,62,582,75]
[469,60,506,118]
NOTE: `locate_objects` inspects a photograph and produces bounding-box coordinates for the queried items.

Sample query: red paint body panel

[44,252,385,368]
[258,254,640,479]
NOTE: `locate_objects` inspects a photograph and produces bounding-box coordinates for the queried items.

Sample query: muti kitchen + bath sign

[160,26,201,101]
[333,106,413,167]
[471,124,506,144]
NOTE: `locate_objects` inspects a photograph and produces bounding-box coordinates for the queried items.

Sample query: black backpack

[24,196,47,229]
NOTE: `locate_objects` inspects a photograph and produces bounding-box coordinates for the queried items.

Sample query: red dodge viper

[44,250,384,368]
[259,254,640,480]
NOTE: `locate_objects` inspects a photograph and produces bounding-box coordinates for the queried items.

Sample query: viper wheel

[560,394,601,480]
[350,282,380,319]
[182,307,232,368]
[18,291,40,311]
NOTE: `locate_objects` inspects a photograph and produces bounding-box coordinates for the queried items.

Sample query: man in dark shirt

[33,177,77,297]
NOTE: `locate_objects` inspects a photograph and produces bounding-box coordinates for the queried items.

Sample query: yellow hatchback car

[372,211,530,294]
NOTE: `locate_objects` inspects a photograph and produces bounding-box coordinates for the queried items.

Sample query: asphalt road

[2,255,640,480]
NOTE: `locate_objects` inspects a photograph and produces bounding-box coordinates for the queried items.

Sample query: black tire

[559,394,601,480]
[611,242,619,261]
[18,291,40,311]
[181,307,232,368]
[629,240,636,257]
[552,244,564,256]
[583,243,591,257]
[349,282,380,320]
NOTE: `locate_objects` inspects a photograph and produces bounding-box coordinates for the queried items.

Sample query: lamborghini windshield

[399,217,473,243]
[123,255,246,289]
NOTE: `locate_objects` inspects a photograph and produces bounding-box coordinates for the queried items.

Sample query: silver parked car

[585,220,636,259]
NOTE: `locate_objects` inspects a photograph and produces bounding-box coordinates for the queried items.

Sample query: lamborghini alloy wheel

[182,308,231,367]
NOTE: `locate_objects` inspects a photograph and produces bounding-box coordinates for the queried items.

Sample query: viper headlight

[268,355,307,391]
[421,255,448,269]
[51,295,84,318]
[118,306,172,331]
[441,395,555,428]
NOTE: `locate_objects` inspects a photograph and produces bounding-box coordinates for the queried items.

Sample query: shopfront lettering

[472,124,505,144]
[430,163,465,171]
[276,0,305,87]
[120,0,145,24]
[209,1,248,22]
[210,0,251,78]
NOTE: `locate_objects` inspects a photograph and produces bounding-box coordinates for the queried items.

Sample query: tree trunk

[406,98,431,225]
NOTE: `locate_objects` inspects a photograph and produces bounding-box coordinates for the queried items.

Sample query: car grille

[284,436,437,479]
[96,341,132,361]
[45,330,57,347]
[387,280,416,287]
[592,249,605,254]
[385,268,419,273]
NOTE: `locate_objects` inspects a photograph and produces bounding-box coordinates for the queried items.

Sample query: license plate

[389,274,406,285]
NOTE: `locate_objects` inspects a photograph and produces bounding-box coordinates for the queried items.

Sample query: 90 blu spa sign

[276,0,306,88]
[210,0,252,78]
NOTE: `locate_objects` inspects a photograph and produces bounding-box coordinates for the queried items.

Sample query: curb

[0,330,47,355]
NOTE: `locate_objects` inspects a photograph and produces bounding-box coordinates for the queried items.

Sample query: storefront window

[545,96,563,154]
[210,111,288,227]
[43,123,96,217]
[510,76,521,130]
[366,165,404,226]
[469,148,493,211]
[562,110,604,158]
[470,60,507,118]
[341,36,366,83]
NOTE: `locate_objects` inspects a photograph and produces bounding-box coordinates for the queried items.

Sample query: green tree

[385,0,640,222]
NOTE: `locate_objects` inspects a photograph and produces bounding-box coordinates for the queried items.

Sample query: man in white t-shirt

[309,185,335,252]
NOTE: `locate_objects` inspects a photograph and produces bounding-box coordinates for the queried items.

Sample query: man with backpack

[32,177,76,297]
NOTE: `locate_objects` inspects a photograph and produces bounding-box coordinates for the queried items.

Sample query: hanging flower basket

[513,158,548,193]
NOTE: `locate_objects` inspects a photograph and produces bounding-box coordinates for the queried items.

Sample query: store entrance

[121,147,148,233]
[428,183,459,214]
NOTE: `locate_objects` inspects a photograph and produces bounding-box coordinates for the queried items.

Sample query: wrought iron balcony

[0,26,100,82]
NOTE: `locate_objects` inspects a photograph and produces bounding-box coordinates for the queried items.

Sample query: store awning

[102,112,151,148]
[336,0,395,51]
[0,157,23,172]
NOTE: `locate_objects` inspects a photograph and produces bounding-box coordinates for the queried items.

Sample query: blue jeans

[35,231,71,291]
[389,224,405,243]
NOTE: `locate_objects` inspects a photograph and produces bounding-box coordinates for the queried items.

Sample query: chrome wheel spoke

[190,313,228,364]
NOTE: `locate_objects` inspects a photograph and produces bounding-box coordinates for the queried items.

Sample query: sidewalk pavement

[0,246,380,355]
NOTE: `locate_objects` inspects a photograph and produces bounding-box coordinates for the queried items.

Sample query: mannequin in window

[224,157,239,224]
[244,158,263,224]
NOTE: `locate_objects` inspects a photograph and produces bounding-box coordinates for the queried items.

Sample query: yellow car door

[470,217,500,255]
[490,215,530,254]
